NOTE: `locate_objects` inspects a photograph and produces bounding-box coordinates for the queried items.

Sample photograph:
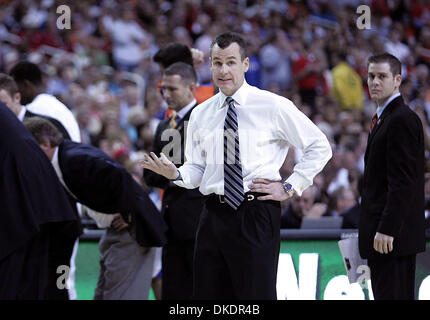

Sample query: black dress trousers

[0,226,50,300]
[368,254,417,300]
[193,193,281,300]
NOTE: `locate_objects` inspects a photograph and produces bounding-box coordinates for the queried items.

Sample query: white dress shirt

[376,92,401,118]
[26,93,81,142]
[176,98,197,119]
[17,106,26,121]
[51,147,78,200]
[174,81,332,196]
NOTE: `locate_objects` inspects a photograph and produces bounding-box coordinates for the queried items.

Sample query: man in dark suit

[359,53,426,300]
[144,62,206,299]
[0,73,82,299]
[0,101,78,300]
[24,117,168,250]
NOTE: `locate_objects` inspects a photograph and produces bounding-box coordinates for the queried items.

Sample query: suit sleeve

[377,113,424,237]
[143,122,170,189]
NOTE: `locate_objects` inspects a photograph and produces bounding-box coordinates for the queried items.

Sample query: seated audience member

[281,185,326,228]
[326,186,356,217]
[341,176,363,229]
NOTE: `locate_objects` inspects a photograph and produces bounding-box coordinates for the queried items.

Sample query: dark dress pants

[193,194,281,300]
[162,236,195,300]
[46,221,79,300]
[368,254,416,300]
[0,226,50,300]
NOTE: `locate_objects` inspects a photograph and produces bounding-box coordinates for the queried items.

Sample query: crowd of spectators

[1,0,430,229]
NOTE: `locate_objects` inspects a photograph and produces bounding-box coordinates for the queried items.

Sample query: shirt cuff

[169,169,181,181]
[285,171,312,196]
[172,168,187,187]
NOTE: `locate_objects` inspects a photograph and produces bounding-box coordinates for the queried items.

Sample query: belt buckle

[219,195,225,203]
[247,194,255,201]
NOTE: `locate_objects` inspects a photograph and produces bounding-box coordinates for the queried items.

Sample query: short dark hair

[9,61,43,86]
[23,117,64,147]
[210,32,247,60]
[0,73,19,96]
[367,53,401,77]
[163,62,197,84]
[153,43,193,69]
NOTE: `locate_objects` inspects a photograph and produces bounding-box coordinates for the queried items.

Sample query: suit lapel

[364,96,404,163]
[175,102,197,131]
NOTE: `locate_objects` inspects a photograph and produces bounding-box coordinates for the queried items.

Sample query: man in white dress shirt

[9,62,81,300]
[9,61,81,142]
[140,32,332,299]
[0,73,70,139]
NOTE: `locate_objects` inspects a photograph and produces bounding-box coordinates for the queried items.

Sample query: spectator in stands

[331,52,364,110]
[341,176,363,229]
[327,142,358,194]
[102,7,149,72]
[326,186,356,217]
[259,31,292,92]
[281,185,327,229]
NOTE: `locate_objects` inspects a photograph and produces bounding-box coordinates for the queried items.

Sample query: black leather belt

[209,192,266,204]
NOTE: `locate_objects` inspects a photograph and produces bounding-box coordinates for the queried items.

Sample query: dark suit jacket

[57,140,167,247]
[144,105,206,240]
[0,102,77,262]
[359,96,426,259]
[24,109,71,140]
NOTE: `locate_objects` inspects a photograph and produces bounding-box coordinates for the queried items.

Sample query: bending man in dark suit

[0,73,82,299]
[24,117,168,251]
[0,101,78,299]
[359,53,426,300]
[144,62,206,299]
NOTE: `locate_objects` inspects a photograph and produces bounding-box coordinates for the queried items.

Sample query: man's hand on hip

[138,152,179,180]
[248,178,292,201]
[373,232,394,254]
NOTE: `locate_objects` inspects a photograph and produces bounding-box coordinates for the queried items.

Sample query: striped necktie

[224,97,245,210]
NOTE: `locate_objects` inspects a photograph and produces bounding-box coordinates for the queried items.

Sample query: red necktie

[370,113,378,132]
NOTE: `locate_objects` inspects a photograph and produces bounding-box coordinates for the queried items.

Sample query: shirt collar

[376,92,401,119]
[51,146,78,200]
[51,146,61,175]
[218,80,250,108]
[17,106,26,121]
[176,98,196,119]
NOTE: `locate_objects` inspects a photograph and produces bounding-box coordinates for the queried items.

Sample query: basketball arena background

[2,0,430,301]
